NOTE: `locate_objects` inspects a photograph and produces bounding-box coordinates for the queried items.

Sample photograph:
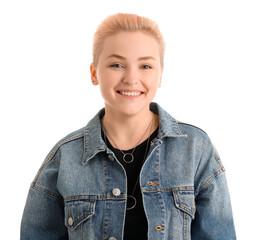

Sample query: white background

[1,0,255,238]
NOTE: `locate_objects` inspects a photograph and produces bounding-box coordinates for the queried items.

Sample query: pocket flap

[64,200,96,230]
[173,190,195,219]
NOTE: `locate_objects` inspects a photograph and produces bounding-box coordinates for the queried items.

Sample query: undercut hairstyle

[92,13,165,68]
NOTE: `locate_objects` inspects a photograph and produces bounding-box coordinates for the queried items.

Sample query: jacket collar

[82,102,186,164]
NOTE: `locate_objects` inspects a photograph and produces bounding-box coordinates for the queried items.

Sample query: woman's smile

[116,90,144,98]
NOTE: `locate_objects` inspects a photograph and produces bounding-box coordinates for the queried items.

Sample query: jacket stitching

[177,122,207,135]
[31,133,84,186]
[197,167,225,196]
[184,212,188,240]
[176,121,185,135]
[212,144,225,170]
[68,211,94,230]
[68,212,92,229]
[102,157,108,239]
[64,194,128,202]
[173,191,194,218]
[142,186,194,193]
[31,184,62,201]
[158,189,166,239]
[63,186,194,202]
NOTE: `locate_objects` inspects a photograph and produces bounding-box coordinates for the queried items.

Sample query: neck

[101,106,159,150]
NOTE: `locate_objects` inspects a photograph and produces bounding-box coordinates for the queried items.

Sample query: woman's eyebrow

[106,54,156,61]
[106,54,126,60]
[137,56,156,61]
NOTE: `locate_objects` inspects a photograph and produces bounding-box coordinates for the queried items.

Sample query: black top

[101,126,159,240]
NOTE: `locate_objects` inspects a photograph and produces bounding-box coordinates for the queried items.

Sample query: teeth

[120,91,142,96]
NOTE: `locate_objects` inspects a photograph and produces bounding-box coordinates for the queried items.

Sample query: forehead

[100,31,160,60]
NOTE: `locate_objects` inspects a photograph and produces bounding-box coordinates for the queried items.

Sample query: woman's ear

[90,63,98,85]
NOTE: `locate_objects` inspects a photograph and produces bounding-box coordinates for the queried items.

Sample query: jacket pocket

[171,189,195,240]
[172,190,195,219]
[64,199,96,231]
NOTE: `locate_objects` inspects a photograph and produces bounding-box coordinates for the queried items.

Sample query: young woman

[21,13,236,240]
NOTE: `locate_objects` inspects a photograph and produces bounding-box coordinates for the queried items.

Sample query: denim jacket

[21,102,236,240]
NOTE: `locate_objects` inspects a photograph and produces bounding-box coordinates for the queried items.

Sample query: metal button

[150,140,154,146]
[68,216,73,226]
[112,188,121,196]
[108,155,114,161]
[148,181,159,186]
[109,237,116,240]
[155,225,165,231]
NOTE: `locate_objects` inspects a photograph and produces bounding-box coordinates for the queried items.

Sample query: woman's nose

[122,67,139,85]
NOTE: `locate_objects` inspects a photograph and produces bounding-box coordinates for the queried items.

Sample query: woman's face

[90,31,163,117]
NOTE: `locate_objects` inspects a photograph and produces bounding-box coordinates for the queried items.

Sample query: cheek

[98,72,118,96]
[98,68,120,83]
[143,71,161,84]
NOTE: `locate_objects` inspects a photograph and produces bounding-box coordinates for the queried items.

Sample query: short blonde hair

[92,13,165,68]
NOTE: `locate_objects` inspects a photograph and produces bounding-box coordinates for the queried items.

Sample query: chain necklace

[101,114,154,164]
[101,113,154,210]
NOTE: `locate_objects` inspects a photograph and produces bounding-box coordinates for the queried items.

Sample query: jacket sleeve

[20,148,68,239]
[191,138,236,240]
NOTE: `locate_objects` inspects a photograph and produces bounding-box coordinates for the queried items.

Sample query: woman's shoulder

[49,126,85,154]
[41,126,86,165]
[176,120,210,141]
[174,120,219,156]
[57,126,85,144]
[31,126,86,186]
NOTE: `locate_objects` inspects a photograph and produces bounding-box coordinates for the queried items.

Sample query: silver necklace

[101,113,154,210]
[101,114,154,164]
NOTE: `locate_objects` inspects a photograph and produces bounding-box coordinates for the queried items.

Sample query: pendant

[127,196,137,210]
[123,153,134,163]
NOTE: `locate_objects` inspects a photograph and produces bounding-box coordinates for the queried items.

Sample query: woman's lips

[116,90,144,98]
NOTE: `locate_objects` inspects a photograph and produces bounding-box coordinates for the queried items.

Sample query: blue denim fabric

[21,102,236,240]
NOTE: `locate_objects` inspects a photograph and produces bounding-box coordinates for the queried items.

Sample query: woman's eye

[110,64,123,68]
[142,65,152,69]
